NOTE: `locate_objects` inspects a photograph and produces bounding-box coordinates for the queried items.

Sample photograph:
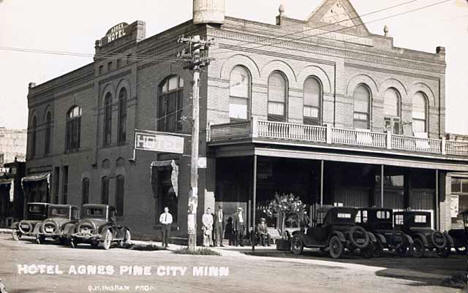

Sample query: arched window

[115,175,125,216]
[31,116,37,157]
[353,84,371,129]
[412,92,427,134]
[101,176,109,204]
[158,76,184,132]
[103,93,112,146]
[44,112,52,154]
[268,71,287,122]
[229,66,250,121]
[384,88,401,134]
[303,77,322,125]
[82,178,89,205]
[66,106,82,151]
[118,88,127,144]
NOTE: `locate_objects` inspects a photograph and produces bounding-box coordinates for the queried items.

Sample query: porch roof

[211,144,468,172]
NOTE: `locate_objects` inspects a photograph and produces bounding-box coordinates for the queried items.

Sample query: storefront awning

[21,173,50,184]
[151,160,179,197]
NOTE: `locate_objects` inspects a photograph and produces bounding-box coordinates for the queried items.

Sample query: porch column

[380,165,384,208]
[435,169,440,230]
[320,160,324,206]
[251,155,257,252]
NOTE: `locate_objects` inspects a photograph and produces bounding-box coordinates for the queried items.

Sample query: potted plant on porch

[264,193,308,251]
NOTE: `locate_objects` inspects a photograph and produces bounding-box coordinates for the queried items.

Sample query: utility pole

[177,34,214,251]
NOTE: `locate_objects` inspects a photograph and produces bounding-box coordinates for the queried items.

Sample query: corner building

[26,0,468,239]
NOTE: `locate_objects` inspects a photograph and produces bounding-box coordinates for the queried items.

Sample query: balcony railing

[209,119,468,157]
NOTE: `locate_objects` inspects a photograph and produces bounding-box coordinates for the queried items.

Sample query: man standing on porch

[234,207,245,246]
[202,208,214,247]
[159,207,173,248]
[214,205,224,247]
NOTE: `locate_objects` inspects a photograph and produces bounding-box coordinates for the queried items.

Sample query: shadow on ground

[241,248,467,289]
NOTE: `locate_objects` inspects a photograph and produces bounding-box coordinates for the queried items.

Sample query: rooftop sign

[105,23,128,43]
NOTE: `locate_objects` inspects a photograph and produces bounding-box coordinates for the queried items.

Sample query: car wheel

[329,236,344,259]
[102,229,113,250]
[12,230,21,241]
[290,236,303,255]
[348,226,370,249]
[413,238,425,258]
[431,231,446,249]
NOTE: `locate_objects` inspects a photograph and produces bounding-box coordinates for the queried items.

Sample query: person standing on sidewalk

[233,207,245,246]
[159,207,173,248]
[214,205,224,247]
[202,208,214,247]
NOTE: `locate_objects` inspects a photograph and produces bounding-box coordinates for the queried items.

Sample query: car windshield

[48,207,69,218]
[28,204,45,214]
[83,207,106,219]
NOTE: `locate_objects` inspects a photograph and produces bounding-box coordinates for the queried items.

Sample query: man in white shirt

[159,207,173,248]
[202,208,214,247]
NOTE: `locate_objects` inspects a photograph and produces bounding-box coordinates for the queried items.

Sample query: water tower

[193,0,225,25]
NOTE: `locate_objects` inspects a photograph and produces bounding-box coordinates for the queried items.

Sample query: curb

[0,229,12,234]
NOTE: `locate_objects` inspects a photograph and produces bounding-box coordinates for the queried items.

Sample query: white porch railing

[209,119,468,157]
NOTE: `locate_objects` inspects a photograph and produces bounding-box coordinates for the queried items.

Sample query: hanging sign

[135,131,185,154]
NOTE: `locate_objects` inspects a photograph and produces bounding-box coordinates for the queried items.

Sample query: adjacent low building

[25,0,468,239]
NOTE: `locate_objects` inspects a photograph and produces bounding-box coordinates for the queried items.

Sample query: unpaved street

[0,234,465,293]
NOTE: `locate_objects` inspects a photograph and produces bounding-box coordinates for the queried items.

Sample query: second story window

[158,76,184,133]
[101,176,109,205]
[303,77,322,125]
[118,88,127,144]
[353,84,371,130]
[44,111,52,154]
[412,92,427,134]
[229,66,250,121]
[103,93,112,146]
[65,106,82,151]
[30,116,37,158]
[384,88,401,134]
[268,71,287,122]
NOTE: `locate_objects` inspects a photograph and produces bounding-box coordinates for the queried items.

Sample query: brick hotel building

[25,0,468,239]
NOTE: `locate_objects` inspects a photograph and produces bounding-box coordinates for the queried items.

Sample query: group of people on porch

[201,205,271,247]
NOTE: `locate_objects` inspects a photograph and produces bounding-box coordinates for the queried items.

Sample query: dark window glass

[101,176,109,204]
[452,178,461,193]
[44,112,52,154]
[115,175,125,217]
[158,76,184,132]
[62,166,68,204]
[268,72,287,122]
[31,116,37,157]
[103,93,112,146]
[65,106,82,151]
[118,88,127,144]
[82,178,90,205]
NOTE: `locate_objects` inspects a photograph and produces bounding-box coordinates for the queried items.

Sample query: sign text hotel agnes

[106,23,128,43]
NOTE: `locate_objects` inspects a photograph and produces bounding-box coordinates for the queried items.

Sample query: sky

[0,0,467,133]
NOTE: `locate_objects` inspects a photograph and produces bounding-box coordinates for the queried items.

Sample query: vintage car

[356,208,414,257]
[11,202,49,240]
[394,211,449,257]
[35,204,80,244]
[65,204,131,249]
[290,207,371,259]
[446,209,468,255]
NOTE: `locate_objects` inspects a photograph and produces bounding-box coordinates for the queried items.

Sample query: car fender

[414,233,429,247]
[11,221,19,230]
[374,233,387,245]
[62,223,76,237]
[367,232,377,243]
[331,231,346,243]
[32,222,42,235]
[444,232,454,248]
[402,233,414,245]
[99,224,113,235]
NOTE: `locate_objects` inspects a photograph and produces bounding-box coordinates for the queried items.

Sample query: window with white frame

[303,77,321,125]
[412,92,427,134]
[268,71,287,122]
[353,85,371,129]
[229,66,250,121]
